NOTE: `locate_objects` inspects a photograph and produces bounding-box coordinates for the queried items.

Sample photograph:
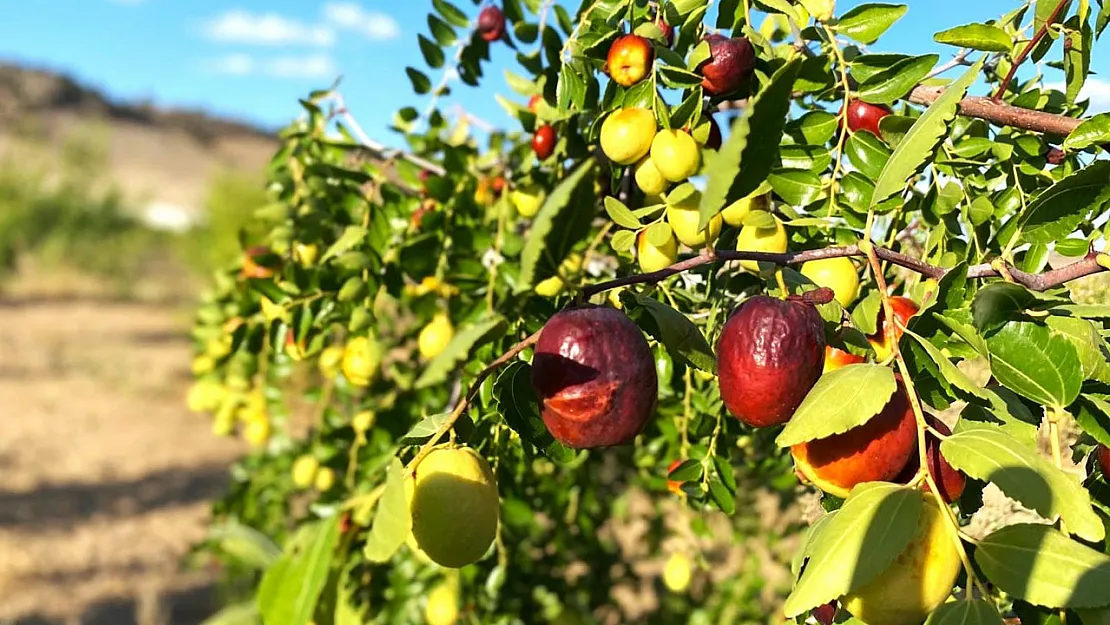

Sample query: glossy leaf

[933,23,1014,52]
[776,364,897,447]
[1064,113,1110,151]
[986,321,1082,410]
[1017,161,1110,246]
[924,600,1006,625]
[858,54,938,104]
[629,294,716,372]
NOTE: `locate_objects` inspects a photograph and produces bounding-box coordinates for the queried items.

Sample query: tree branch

[993,0,1072,101]
[907,85,1082,136]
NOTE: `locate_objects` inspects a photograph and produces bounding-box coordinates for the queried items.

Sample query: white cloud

[202,10,336,47]
[204,53,338,80]
[1045,78,1110,114]
[323,3,401,41]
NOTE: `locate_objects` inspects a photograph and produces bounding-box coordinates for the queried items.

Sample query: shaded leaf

[363,458,411,562]
[1018,161,1110,246]
[519,161,597,290]
[629,294,716,372]
[258,520,340,625]
[924,600,1006,625]
[986,321,1082,410]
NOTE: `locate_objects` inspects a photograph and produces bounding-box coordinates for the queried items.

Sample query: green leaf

[433,0,470,27]
[792,510,838,578]
[972,283,1036,332]
[699,58,802,228]
[207,520,281,570]
[556,63,587,111]
[870,57,984,209]
[1017,161,1110,246]
[629,294,716,372]
[1074,395,1110,447]
[401,413,451,443]
[321,226,368,263]
[941,428,1104,542]
[833,3,908,44]
[610,229,636,253]
[768,168,825,206]
[428,14,457,46]
[776,364,897,447]
[258,520,340,625]
[974,524,1110,608]
[604,197,642,229]
[779,145,832,171]
[905,329,1012,416]
[201,603,260,625]
[986,321,1082,410]
[504,69,540,96]
[494,361,577,463]
[363,458,412,562]
[1064,19,1092,105]
[658,65,704,88]
[858,54,939,104]
[850,53,912,82]
[519,160,597,290]
[787,111,839,145]
[418,35,445,68]
[924,600,1006,625]
[845,131,893,180]
[1063,113,1110,151]
[933,23,1015,52]
[405,67,432,94]
[1046,316,1110,382]
[783,483,922,617]
[416,316,508,388]
[645,221,673,247]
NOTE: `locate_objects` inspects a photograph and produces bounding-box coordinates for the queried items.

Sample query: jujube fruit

[527,94,542,112]
[896,415,966,503]
[605,34,654,87]
[634,156,669,196]
[409,447,500,568]
[291,455,319,489]
[419,313,455,360]
[721,192,769,226]
[841,492,962,625]
[314,466,336,492]
[1100,444,1110,476]
[657,17,675,47]
[735,216,788,272]
[342,335,383,387]
[662,552,693,593]
[637,229,678,273]
[704,115,722,150]
[699,35,755,96]
[800,257,861,308]
[600,108,657,165]
[477,5,506,42]
[650,129,700,182]
[531,306,657,448]
[425,582,459,625]
[533,124,557,160]
[791,380,918,498]
[511,184,545,218]
[844,99,893,137]
[241,245,280,279]
[717,296,825,428]
[824,345,866,372]
[869,296,920,361]
[812,602,838,625]
[666,190,721,247]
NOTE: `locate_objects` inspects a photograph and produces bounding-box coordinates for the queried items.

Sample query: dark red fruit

[1046,147,1067,165]
[657,17,675,47]
[1098,444,1110,477]
[705,115,722,150]
[532,306,658,448]
[533,125,556,160]
[699,35,755,96]
[477,5,506,42]
[717,296,825,428]
[843,99,893,136]
[813,601,838,625]
[895,416,966,503]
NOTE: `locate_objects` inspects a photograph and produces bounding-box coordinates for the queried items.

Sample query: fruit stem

[774,267,789,298]
[861,241,991,599]
[992,0,1071,101]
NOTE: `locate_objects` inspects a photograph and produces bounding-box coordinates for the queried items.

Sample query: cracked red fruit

[698,35,755,96]
[533,125,556,159]
[531,306,657,448]
[1098,444,1110,477]
[792,379,918,498]
[896,416,966,503]
[605,34,654,87]
[717,296,825,428]
[844,99,893,136]
[477,5,506,42]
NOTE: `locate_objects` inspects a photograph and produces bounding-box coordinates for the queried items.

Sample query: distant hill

[0,61,280,224]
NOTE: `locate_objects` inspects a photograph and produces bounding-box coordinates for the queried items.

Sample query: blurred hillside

[0,61,278,228]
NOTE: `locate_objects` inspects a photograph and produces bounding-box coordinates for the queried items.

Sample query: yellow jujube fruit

[342,335,383,387]
[511,186,545,218]
[292,242,319,267]
[419,314,455,360]
[637,230,678,273]
[242,417,271,448]
[650,130,700,182]
[425,582,459,625]
[736,217,788,272]
[666,189,722,248]
[410,447,500,568]
[318,345,345,379]
[292,455,320,489]
[634,156,669,196]
[351,410,376,434]
[192,354,216,376]
[841,493,962,625]
[800,257,861,308]
[662,552,693,593]
[600,108,657,165]
[535,254,583,297]
[314,467,337,492]
[721,192,771,227]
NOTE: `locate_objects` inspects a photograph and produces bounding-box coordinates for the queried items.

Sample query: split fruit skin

[533,125,556,160]
[844,99,893,137]
[824,345,866,372]
[605,34,654,87]
[791,381,918,499]
[1100,444,1110,477]
[699,35,755,96]
[477,5,506,42]
[869,296,920,361]
[896,415,966,503]
[409,447,500,568]
[531,306,658,448]
[717,296,825,428]
[600,108,657,165]
[841,491,962,625]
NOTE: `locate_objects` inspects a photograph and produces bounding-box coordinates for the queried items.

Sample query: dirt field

[0,277,243,625]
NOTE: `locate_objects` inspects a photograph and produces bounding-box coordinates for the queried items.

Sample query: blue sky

[0,0,1106,150]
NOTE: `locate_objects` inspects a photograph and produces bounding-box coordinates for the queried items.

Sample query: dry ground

[0,275,244,625]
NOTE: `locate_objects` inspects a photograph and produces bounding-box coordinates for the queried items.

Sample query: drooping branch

[907,85,1082,136]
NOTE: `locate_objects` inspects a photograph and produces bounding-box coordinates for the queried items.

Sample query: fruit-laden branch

[579,245,1107,297]
[907,85,1082,136]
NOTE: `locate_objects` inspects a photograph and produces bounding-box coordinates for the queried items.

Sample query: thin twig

[925,49,973,79]
[993,0,1072,101]
[322,93,446,176]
